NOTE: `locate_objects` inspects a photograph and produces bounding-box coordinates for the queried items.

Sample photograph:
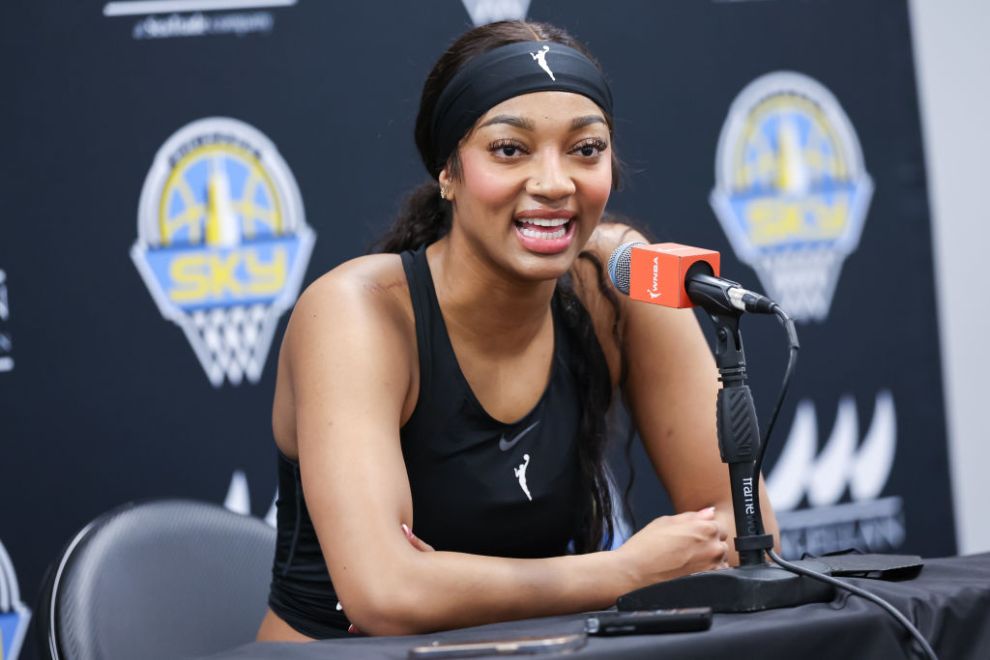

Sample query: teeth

[520,226,567,240]
[521,217,570,227]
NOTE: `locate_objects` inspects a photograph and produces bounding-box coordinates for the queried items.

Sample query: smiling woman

[255,19,778,642]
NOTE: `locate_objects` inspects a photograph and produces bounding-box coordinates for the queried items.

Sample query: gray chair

[36,499,275,660]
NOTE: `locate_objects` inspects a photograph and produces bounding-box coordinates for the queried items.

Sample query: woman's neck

[427,233,557,354]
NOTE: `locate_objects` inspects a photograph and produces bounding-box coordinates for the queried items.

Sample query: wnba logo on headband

[531,45,555,80]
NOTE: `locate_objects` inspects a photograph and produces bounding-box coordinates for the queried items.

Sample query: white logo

[514,453,533,501]
[461,0,530,26]
[647,255,661,299]
[767,391,895,510]
[530,45,555,81]
[103,0,293,40]
[766,391,903,558]
[0,540,30,660]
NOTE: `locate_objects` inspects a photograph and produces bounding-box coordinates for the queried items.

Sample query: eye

[572,138,609,158]
[489,139,528,159]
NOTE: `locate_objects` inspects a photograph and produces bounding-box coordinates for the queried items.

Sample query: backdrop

[0,1,953,658]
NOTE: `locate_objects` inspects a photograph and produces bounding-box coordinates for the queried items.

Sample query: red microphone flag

[627,243,721,308]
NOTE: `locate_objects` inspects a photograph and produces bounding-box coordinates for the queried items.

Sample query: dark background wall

[0,1,953,658]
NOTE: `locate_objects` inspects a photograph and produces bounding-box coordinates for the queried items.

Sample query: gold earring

[440,186,449,200]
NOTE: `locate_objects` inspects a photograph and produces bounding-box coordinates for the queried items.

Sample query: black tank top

[268,247,584,638]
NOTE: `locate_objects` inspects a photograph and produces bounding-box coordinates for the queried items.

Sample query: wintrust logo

[647,256,661,299]
[767,391,902,558]
[102,1,295,40]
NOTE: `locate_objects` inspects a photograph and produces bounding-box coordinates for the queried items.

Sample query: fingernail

[401,523,413,539]
[703,506,716,514]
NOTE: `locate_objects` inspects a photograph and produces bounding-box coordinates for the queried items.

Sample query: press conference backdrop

[0,1,957,658]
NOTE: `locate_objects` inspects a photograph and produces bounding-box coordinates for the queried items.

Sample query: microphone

[606,241,776,315]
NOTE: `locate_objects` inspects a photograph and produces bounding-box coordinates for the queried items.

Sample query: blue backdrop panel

[0,2,953,658]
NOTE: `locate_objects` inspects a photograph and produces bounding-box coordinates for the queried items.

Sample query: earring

[439,186,449,200]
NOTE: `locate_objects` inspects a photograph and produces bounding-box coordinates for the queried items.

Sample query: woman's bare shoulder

[284,253,414,358]
[294,253,410,319]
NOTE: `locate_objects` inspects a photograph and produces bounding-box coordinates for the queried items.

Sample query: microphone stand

[617,306,835,612]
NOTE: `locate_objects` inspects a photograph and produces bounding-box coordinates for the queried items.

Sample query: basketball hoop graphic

[131,117,315,387]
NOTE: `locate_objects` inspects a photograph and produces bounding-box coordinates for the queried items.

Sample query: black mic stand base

[617,559,835,613]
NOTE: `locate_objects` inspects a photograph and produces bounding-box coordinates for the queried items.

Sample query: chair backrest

[37,499,275,660]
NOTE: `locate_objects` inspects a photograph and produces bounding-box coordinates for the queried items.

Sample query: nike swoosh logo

[499,421,540,452]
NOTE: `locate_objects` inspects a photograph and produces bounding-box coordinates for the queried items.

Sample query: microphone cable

[766,549,937,660]
[753,305,939,660]
[751,304,799,495]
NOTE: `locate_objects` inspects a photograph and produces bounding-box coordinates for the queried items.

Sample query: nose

[525,151,576,201]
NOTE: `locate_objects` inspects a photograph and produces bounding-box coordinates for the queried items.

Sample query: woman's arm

[285,257,729,636]
[581,225,780,562]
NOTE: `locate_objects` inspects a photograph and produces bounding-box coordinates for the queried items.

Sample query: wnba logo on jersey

[131,117,315,387]
[710,72,874,323]
[0,540,30,660]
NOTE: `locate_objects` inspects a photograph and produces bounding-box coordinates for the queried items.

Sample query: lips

[513,209,577,254]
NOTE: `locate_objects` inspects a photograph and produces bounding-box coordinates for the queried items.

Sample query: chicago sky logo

[710,72,874,323]
[132,117,314,387]
[766,391,902,558]
[0,540,30,660]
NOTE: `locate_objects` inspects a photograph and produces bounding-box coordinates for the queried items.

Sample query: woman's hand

[615,507,730,590]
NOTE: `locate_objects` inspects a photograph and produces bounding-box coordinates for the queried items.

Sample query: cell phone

[408,633,587,658]
[584,607,712,636]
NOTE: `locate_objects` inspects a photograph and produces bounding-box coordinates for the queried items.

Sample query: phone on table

[408,633,587,658]
[584,607,713,636]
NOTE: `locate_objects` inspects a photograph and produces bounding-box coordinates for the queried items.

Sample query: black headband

[430,41,614,174]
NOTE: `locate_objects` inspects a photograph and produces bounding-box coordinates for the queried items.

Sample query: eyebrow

[478,114,535,130]
[477,114,607,131]
[570,115,607,129]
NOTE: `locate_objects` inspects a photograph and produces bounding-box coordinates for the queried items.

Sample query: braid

[555,260,616,552]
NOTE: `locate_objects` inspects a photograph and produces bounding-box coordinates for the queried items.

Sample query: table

[204,553,990,660]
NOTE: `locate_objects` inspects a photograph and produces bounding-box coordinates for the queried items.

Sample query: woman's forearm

[344,547,635,636]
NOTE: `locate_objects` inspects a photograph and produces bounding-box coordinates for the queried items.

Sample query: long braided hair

[375,20,623,553]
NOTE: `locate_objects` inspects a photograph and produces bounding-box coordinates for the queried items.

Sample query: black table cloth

[204,553,990,660]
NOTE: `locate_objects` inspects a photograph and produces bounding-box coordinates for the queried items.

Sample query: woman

[257,20,778,641]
